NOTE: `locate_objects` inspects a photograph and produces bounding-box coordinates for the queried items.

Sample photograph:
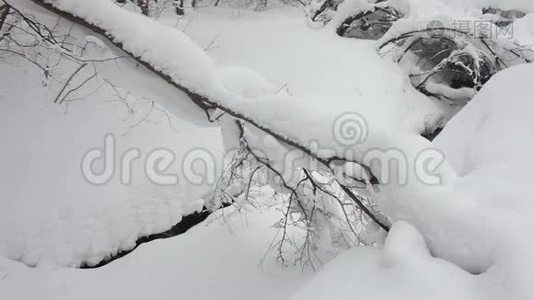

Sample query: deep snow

[1,1,534,299]
[0,61,222,267]
[299,64,534,300]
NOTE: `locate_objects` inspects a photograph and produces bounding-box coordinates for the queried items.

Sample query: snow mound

[0,204,310,300]
[301,64,534,299]
[294,221,474,300]
[0,63,221,267]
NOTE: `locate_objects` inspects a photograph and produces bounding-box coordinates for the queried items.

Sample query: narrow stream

[80,209,214,269]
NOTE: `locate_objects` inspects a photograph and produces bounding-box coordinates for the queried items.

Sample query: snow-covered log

[18,0,392,234]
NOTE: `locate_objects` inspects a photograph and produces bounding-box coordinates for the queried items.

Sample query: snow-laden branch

[21,0,392,231]
[24,0,360,168]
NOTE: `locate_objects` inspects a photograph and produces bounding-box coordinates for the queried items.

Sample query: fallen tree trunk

[21,0,391,231]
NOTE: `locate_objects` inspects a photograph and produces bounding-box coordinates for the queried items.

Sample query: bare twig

[53,62,87,103]
[59,70,97,103]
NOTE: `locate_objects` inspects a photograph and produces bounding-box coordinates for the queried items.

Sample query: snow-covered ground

[297,63,534,300]
[0,204,310,299]
[0,6,339,299]
[0,61,222,267]
[0,2,438,267]
[2,1,534,299]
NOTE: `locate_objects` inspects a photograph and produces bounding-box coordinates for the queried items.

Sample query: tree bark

[0,5,10,31]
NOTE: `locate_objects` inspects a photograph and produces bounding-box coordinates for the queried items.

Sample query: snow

[83,35,106,51]
[391,0,534,14]
[0,204,310,300]
[295,221,476,300]
[218,66,278,99]
[178,7,448,163]
[436,63,534,197]
[300,63,534,299]
[27,0,445,167]
[384,0,534,47]
[40,0,218,90]
[327,0,374,29]
[390,64,534,279]
[0,61,222,267]
[3,1,534,299]
[514,14,534,45]
[425,81,476,105]
[443,0,534,12]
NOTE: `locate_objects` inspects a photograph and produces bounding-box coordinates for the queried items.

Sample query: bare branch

[53,62,87,103]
